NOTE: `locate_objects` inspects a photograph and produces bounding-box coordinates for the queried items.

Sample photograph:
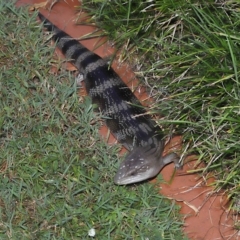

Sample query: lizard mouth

[114,164,158,185]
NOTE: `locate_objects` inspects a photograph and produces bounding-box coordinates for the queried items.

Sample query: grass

[81,0,240,223]
[0,1,186,239]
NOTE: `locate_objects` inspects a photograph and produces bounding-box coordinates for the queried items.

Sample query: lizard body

[38,12,180,185]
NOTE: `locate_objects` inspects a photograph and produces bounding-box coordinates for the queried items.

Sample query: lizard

[38,12,181,185]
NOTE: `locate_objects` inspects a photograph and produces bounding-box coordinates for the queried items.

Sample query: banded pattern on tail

[38,12,180,185]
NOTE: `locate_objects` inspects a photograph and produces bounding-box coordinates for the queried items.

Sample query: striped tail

[38,12,103,74]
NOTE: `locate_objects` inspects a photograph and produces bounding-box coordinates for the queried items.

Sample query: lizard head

[114,143,165,185]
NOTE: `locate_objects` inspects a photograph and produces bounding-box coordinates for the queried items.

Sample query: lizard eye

[130,171,136,176]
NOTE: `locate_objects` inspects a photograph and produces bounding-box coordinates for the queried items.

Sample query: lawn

[0,1,186,239]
